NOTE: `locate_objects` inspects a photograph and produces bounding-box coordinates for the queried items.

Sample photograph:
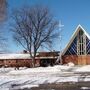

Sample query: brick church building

[62,25,90,65]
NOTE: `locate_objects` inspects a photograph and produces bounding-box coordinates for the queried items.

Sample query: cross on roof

[59,21,64,30]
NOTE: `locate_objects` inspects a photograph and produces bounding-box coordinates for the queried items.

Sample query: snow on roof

[0,54,31,59]
[0,53,57,60]
[62,24,90,55]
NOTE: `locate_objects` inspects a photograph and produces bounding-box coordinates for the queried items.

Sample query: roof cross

[59,21,64,30]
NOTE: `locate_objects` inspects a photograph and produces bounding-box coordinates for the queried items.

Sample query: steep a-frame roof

[62,24,90,55]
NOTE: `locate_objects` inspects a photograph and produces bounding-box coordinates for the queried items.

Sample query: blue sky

[4,0,90,53]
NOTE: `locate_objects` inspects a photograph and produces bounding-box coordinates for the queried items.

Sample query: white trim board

[62,24,90,55]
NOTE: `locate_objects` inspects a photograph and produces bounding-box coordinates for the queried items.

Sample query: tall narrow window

[77,30,86,55]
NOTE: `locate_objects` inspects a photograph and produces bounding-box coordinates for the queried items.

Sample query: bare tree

[11,5,60,67]
[0,0,7,23]
[0,0,8,53]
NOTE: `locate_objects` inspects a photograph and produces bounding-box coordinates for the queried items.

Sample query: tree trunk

[32,57,35,67]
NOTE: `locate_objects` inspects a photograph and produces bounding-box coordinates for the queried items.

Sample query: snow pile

[54,65,73,71]
[0,75,79,90]
[81,87,90,90]
[8,66,62,75]
[0,65,90,89]
[20,85,39,89]
[75,65,90,72]
[6,65,75,75]
[0,67,14,73]
[67,62,75,66]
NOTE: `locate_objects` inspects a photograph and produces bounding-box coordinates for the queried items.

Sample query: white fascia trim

[62,24,90,55]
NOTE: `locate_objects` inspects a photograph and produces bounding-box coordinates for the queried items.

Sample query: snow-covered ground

[0,65,90,90]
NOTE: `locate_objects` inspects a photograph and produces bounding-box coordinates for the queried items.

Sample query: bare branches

[0,0,7,23]
[11,5,60,67]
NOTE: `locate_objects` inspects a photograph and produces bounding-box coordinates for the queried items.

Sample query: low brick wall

[86,55,90,65]
[0,59,40,67]
[62,55,78,65]
[0,60,4,67]
[62,55,90,65]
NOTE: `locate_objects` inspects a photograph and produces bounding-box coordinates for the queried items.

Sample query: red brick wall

[86,55,90,65]
[62,55,78,65]
[1,59,40,67]
[62,55,90,65]
[4,60,16,67]
[78,55,87,65]
[0,60,4,67]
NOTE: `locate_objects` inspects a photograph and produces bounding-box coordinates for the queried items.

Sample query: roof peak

[78,24,82,27]
[77,24,84,30]
[62,25,90,55]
